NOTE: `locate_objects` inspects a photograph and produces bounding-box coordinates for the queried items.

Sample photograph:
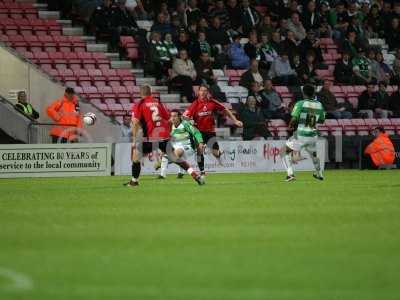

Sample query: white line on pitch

[0,267,33,291]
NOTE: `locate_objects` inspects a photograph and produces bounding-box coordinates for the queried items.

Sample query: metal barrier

[27,123,80,144]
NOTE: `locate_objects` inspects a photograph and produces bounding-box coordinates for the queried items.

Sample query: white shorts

[286,135,318,153]
[171,142,195,160]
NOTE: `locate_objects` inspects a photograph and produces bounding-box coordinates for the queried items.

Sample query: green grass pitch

[0,170,400,300]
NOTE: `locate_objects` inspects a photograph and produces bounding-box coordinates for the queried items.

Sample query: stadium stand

[1,0,400,140]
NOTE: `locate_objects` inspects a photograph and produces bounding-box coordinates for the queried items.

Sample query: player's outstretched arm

[224,108,243,127]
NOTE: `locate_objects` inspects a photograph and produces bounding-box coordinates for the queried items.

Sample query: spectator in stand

[367,49,380,83]
[389,84,400,117]
[366,4,383,35]
[380,2,393,33]
[347,16,368,48]
[375,82,393,118]
[297,52,323,85]
[239,59,268,90]
[358,83,378,118]
[159,2,171,24]
[259,79,288,120]
[244,31,261,61]
[46,87,82,144]
[298,30,323,64]
[386,18,400,51]
[259,33,279,71]
[120,115,132,142]
[392,48,400,84]
[334,51,354,84]
[195,52,215,86]
[146,31,170,82]
[228,34,250,69]
[247,81,263,105]
[174,1,186,27]
[171,48,197,102]
[89,0,114,42]
[14,91,39,120]
[280,31,299,64]
[258,14,275,38]
[187,21,198,42]
[287,12,306,42]
[186,0,202,26]
[238,96,270,140]
[317,80,352,119]
[352,47,374,84]
[170,15,184,40]
[206,16,230,52]
[341,31,360,59]
[132,0,150,20]
[266,0,286,19]
[226,0,242,31]
[319,17,333,38]
[175,30,192,51]
[109,0,147,52]
[268,52,299,86]
[284,0,301,20]
[164,32,178,60]
[301,0,321,31]
[375,52,393,84]
[151,12,172,36]
[241,0,260,35]
[209,0,229,29]
[328,1,350,39]
[190,31,212,62]
[269,31,282,55]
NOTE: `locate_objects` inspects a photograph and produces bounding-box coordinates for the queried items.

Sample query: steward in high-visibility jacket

[46,87,83,143]
[14,91,39,120]
[364,127,395,167]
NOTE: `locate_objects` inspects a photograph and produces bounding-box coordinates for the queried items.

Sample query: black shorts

[201,132,219,151]
[140,140,168,154]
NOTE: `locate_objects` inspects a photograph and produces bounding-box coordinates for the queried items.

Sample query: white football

[83,112,96,126]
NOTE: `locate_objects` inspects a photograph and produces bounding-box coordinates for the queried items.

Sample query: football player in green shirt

[281,84,326,182]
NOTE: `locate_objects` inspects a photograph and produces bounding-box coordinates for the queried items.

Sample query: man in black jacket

[241,0,260,35]
[358,83,378,118]
[239,59,268,90]
[14,91,39,120]
[239,96,270,140]
[334,52,354,84]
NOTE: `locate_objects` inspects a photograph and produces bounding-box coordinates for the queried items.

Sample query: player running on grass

[183,84,243,177]
[125,85,204,187]
[158,110,205,181]
[281,84,325,182]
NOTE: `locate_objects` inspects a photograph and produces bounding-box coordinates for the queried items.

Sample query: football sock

[178,166,185,174]
[198,154,205,172]
[311,156,321,176]
[160,155,169,178]
[282,154,294,177]
[131,161,141,181]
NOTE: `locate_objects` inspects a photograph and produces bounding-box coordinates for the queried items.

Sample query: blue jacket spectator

[228,36,250,69]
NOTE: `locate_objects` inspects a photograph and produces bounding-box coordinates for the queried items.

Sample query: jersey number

[150,106,161,126]
[305,113,317,128]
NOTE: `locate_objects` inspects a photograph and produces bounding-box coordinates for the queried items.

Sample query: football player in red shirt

[183,84,243,176]
[125,85,204,187]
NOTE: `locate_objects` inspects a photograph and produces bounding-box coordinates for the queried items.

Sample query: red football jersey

[132,96,170,140]
[184,98,226,133]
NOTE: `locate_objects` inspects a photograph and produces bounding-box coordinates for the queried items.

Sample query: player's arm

[318,110,326,124]
[289,101,301,130]
[182,102,195,120]
[224,108,243,127]
[183,121,203,144]
[131,117,141,147]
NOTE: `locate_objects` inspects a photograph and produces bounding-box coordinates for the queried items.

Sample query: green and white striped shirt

[291,99,325,137]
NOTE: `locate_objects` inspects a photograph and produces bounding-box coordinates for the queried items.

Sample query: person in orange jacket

[363,127,395,169]
[46,87,83,143]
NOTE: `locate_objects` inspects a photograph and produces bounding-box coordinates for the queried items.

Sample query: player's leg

[125,141,148,187]
[171,146,205,185]
[197,132,208,175]
[305,142,323,180]
[281,136,301,181]
[158,152,169,179]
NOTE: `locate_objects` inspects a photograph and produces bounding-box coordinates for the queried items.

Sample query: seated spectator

[392,49,400,84]
[14,91,39,120]
[358,83,378,118]
[375,82,393,118]
[171,49,196,102]
[269,31,282,55]
[298,30,323,65]
[259,79,288,120]
[329,1,350,40]
[190,31,213,62]
[238,96,270,140]
[268,52,298,86]
[319,18,332,39]
[206,16,230,51]
[241,0,260,35]
[247,81,264,105]
[287,12,306,42]
[131,0,150,20]
[258,14,274,38]
[389,84,400,117]
[159,2,171,24]
[228,34,250,69]
[301,0,321,31]
[175,30,192,51]
[352,47,374,85]
[151,12,172,35]
[367,49,380,83]
[279,31,299,64]
[89,0,114,42]
[186,0,202,25]
[297,52,322,85]
[163,32,178,60]
[120,115,132,142]
[317,80,352,119]
[145,31,170,82]
[226,0,241,30]
[341,31,360,59]
[109,0,147,52]
[209,0,229,29]
[239,59,268,90]
[375,52,393,85]
[385,18,400,51]
[259,33,279,71]
[244,31,261,61]
[334,52,354,84]
[363,127,395,169]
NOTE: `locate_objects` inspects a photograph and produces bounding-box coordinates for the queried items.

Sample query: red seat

[82,86,101,99]
[126,48,139,60]
[364,118,379,128]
